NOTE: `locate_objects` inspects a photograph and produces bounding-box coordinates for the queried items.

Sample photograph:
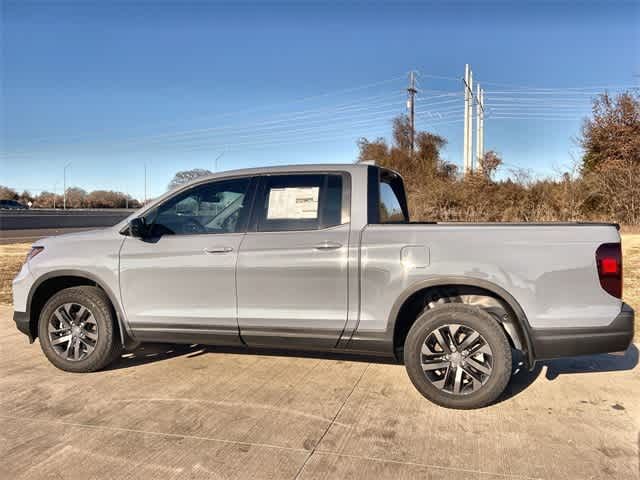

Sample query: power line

[1,78,408,157]
[0,92,406,158]
[489,116,587,120]
[168,125,393,154]
[137,99,406,145]
[152,109,406,149]
[10,74,408,148]
[485,90,633,97]
[149,113,403,152]
[176,115,466,155]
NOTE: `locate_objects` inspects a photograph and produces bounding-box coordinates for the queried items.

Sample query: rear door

[236,172,351,348]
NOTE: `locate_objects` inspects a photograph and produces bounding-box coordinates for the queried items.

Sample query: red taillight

[596,243,622,298]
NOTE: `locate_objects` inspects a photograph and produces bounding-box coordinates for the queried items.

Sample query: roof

[193,163,369,183]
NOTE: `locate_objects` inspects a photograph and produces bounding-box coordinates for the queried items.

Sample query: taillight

[595,243,622,298]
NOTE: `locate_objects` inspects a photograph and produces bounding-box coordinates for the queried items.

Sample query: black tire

[404,303,512,409]
[38,286,121,372]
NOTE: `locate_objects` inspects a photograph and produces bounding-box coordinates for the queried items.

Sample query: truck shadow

[498,344,639,403]
[108,343,401,370]
[108,342,638,404]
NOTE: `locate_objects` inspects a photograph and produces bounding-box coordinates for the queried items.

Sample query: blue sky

[2,1,638,200]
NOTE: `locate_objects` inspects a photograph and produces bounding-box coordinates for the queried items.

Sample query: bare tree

[0,186,18,200]
[580,91,640,172]
[479,150,502,180]
[356,137,389,164]
[168,168,213,191]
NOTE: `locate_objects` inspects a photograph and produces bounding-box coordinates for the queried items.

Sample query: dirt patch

[0,243,31,305]
[621,234,639,341]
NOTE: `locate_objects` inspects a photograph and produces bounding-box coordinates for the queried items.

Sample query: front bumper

[531,303,634,360]
[14,311,33,342]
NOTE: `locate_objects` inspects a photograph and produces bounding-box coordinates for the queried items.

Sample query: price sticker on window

[267,187,319,219]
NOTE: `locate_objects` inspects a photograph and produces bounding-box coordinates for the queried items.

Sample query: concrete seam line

[108,396,338,425]
[293,363,371,480]
[0,414,309,454]
[311,450,544,480]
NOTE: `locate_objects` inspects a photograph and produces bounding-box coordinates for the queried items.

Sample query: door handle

[313,241,342,251]
[204,246,234,254]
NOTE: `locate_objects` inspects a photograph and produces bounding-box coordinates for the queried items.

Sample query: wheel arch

[26,270,131,347]
[388,277,535,367]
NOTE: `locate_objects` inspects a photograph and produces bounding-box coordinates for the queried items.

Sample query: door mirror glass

[128,217,147,238]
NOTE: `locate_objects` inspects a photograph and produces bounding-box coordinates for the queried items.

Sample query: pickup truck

[12,163,634,409]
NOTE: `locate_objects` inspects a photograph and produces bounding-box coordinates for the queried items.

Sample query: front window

[145,177,252,235]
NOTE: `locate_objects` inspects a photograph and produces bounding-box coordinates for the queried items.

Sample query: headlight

[25,246,44,263]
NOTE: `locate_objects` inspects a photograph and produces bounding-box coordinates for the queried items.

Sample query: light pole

[214,151,225,173]
[63,162,72,210]
[53,182,59,208]
[144,162,147,204]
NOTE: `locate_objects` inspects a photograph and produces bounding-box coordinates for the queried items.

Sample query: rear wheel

[38,286,121,372]
[404,304,512,409]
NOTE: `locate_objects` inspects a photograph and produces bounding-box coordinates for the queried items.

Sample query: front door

[119,176,254,345]
[237,173,350,348]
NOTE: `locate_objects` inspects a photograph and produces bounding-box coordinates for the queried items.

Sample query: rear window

[379,181,406,223]
[367,166,408,224]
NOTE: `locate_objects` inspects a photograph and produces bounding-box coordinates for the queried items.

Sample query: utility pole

[144,163,147,205]
[479,87,485,170]
[214,151,225,173]
[407,71,418,155]
[467,70,474,173]
[476,83,483,173]
[463,65,470,175]
[63,162,71,210]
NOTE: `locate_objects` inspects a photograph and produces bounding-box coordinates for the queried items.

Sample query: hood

[33,227,121,247]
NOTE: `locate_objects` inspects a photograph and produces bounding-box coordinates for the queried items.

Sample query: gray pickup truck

[12,163,634,408]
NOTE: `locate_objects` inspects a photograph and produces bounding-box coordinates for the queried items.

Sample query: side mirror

[128,218,147,238]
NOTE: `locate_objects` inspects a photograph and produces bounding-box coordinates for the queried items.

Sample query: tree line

[357,90,639,225]
[0,186,141,209]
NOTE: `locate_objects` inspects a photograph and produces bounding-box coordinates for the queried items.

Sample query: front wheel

[404,304,512,409]
[38,286,121,372]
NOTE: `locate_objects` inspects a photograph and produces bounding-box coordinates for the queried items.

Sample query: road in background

[0,209,134,231]
[0,209,135,243]
[0,228,99,244]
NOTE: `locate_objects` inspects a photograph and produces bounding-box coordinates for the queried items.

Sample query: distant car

[0,199,28,209]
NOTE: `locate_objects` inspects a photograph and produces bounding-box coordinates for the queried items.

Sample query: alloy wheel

[48,302,98,361]
[420,323,493,395]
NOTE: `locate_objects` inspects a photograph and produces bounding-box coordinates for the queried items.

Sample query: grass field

[0,243,31,306]
[1,237,638,341]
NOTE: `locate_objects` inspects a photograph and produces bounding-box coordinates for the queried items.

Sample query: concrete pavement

[1,305,638,479]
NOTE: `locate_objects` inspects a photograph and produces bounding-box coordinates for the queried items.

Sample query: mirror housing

[128,217,147,238]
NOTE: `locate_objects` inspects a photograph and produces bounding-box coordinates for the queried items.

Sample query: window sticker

[267,187,319,219]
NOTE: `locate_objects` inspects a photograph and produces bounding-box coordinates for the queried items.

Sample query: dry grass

[1,237,638,340]
[621,234,639,341]
[0,243,31,305]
